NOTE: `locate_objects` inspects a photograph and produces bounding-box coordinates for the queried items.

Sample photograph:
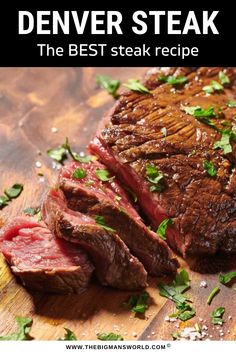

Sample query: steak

[59,160,179,275]
[42,189,147,290]
[89,67,236,265]
[0,216,94,294]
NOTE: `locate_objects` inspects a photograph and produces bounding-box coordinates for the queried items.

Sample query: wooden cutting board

[0,67,236,341]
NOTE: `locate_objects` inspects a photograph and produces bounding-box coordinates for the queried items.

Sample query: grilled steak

[59,160,179,275]
[0,216,94,294]
[89,67,236,264]
[42,189,147,290]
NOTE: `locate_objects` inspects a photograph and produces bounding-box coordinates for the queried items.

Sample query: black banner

[0,2,234,66]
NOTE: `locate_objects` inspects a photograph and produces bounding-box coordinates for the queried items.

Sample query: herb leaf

[58,328,77,341]
[96,75,120,98]
[207,287,220,305]
[62,138,92,163]
[95,169,112,182]
[203,80,223,94]
[219,271,236,285]
[203,160,217,177]
[211,307,225,325]
[124,292,149,314]
[159,269,195,322]
[97,333,124,341]
[23,207,41,216]
[158,75,188,86]
[0,317,33,341]
[182,105,216,118]
[72,168,87,179]
[219,71,230,86]
[0,195,9,208]
[213,130,233,154]
[95,215,115,233]
[145,163,164,192]
[5,184,23,199]
[47,146,67,163]
[227,100,236,108]
[156,218,173,241]
[123,80,150,94]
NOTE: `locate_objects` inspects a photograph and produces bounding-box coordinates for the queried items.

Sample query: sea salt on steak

[42,189,147,290]
[89,67,236,265]
[0,216,94,294]
[59,160,179,276]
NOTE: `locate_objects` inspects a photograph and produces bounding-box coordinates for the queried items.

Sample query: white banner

[0,341,236,354]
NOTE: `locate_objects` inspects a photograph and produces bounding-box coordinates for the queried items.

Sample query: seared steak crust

[90,67,236,259]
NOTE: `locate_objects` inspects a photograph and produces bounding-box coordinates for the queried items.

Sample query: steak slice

[42,189,147,290]
[0,216,94,294]
[59,160,179,276]
[89,67,236,263]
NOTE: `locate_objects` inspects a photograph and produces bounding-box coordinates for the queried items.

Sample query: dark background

[0,2,234,66]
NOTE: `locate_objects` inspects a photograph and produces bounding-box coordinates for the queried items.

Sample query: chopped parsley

[0,317,33,341]
[72,168,87,179]
[145,163,164,192]
[95,215,115,233]
[48,138,92,164]
[47,146,67,163]
[219,71,230,86]
[115,195,122,203]
[124,292,149,314]
[123,79,150,94]
[58,328,77,341]
[182,105,216,118]
[226,100,236,108]
[96,75,120,98]
[207,287,220,305]
[156,218,173,241]
[123,186,138,203]
[213,129,236,154]
[95,169,112,182]
[23,207,41,216]
[219,271,236,285]
[203,160,217,177]
[97,333,124,341]
[158,75,188,86]
[159,269,196,322]
[203,80,223,94]
[211,307,225,325]
[0,183,23,209]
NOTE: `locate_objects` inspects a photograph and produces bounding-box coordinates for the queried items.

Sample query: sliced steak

[59,160,179,276]
[42,189,147,290]
[0,216,94,294]
[89,67,236,263]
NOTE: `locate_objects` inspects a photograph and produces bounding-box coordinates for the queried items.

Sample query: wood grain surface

[0,68,236,341]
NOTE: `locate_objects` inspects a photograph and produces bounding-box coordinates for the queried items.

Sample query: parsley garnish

[219,71,230,86]
[213,129,236,154]
[72,168,87,179]
[158,75,188,86]
[95,215,115,233]
[219,271,236,285]
[96,75,120,98]
[207,287,220,305]
[0,184,23,209]
[203,80,223,94]
[0,317,33,341]
[124,292,149,314]
[23,207,41,216]
[203,160,217,177]
[95,169,112,182]
[227,100,236,108]
[97,333,124,341]
[48,138,92,164]
[211,307,225,325]
[58,328,77,341]
[159,269,196,322]
[145,163,164,192]
[156,218,173,241]
[182,105,216,118]
[123,79,150,94]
